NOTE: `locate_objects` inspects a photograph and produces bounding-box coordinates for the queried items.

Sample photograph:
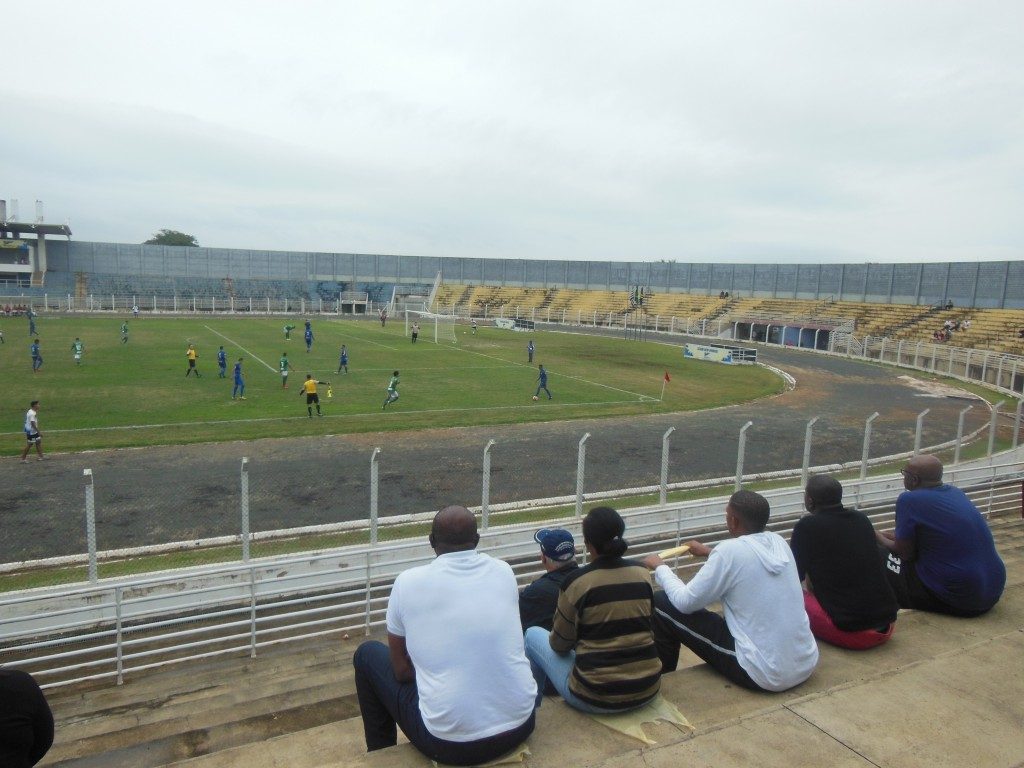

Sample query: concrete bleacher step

[39,518,1024,768]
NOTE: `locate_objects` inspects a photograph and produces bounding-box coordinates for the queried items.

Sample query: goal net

[405,309,458,344]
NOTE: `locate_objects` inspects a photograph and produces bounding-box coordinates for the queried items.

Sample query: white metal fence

[0,458,1020,691]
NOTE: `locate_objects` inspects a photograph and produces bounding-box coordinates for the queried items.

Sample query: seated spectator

[962,319,971,330]
[1018,327,1024,339]
[791,476,898,650]
[877,455,1006,617]
[519,528,578,632]
[352,506,536,766]
[0,668,54,767]
[644,490,818,692]
[525,507,661,714]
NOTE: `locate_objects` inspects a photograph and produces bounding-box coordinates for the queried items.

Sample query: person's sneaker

[318,412,323,417]
[20,459,28,464]
[240,396,246,400]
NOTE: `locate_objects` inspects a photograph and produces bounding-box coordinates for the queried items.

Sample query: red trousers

[804,591,894,650]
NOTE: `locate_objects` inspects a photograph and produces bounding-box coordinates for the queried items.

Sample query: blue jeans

[352,641,534,766]
[523,626,634,715]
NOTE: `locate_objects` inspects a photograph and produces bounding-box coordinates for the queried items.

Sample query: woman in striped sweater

[524,506,662,714]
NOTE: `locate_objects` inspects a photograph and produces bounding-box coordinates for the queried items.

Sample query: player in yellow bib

[300,374,330,417]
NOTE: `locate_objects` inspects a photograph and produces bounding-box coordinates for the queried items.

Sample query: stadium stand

[34,512,1023,767]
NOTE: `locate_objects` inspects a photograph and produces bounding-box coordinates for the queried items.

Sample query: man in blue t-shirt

[877,454,1005,617]
[232,358,246,400]
[534,364,552,400]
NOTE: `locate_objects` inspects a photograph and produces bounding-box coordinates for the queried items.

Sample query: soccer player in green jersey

[120,321,129,344]
[71,337,85,365]
[382,370,400,409]
[280,352,290,389]
[283,324,296,340]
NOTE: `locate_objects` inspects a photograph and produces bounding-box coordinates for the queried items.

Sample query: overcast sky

[2,1,1022,263]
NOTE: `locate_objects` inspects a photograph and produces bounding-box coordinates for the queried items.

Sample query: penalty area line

[203,325,278,374]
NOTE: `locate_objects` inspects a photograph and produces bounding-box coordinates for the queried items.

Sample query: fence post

[987,401,1004,457]
[248,567,258,658]
[1014,399,1023,450]
[115,586,124,685]
[240,457,250,562]
[801,417,819,489]
[83,469,98,583]
[735,421,753,491]
[860,412,879,481]
[575,433,590,518]
[660,427,675,506]
[914,409,930,456]
[954,405,973,465]
[370,448,381,545]
[482,439,496,529]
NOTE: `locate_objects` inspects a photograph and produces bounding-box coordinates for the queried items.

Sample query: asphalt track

[1,343,992,562]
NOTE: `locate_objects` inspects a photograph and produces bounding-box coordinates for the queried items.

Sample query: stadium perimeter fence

[0,455,1020,691]
[1,400,1020,587]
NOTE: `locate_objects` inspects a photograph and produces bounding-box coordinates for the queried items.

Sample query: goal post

[405,309,458,344]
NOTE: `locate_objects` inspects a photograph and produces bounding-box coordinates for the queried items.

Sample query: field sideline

[1,315,784,453]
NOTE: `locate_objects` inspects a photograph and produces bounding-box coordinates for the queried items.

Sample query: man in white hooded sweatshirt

[643,490,818,692]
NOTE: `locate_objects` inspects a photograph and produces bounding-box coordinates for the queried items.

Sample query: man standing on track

[301,374,329,417]
[20,400,45,463]
[527,339,535,363]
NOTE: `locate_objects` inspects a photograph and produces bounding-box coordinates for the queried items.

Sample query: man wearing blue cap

[519,528,578,632]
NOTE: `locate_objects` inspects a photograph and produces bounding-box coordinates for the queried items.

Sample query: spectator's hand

[641,554,664,571]
[687,540,712,558]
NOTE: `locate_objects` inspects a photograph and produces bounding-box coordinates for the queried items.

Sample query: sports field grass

[1,314,784,454]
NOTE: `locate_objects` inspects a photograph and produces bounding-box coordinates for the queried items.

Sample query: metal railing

[0,457,1019,690]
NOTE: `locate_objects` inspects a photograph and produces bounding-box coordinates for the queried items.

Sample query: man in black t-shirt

[791,475,898,650]
[519,528,578,632]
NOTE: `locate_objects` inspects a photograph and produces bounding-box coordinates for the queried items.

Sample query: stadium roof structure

[0,221,72,238]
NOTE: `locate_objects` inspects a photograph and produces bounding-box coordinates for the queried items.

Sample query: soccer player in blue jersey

[232,358,246,400]
[304,326,314,353]
[30,339,42,372]
[337,344,349,374]
[535,364,552,400]
[217,346,227,378]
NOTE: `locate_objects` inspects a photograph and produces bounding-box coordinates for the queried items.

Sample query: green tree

[144,229,199,247]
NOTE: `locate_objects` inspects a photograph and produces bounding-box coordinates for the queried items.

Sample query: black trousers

[652,592,761,690]
[882,552,989,618]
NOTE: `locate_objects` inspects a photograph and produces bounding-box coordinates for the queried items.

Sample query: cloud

[1,1,1022,262]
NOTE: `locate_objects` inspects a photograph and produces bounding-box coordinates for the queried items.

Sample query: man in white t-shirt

[20,400,45,463]
[643,490,818,692]
[353,506,536,765]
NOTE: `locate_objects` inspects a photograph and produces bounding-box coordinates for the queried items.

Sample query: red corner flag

[664,371,671,383]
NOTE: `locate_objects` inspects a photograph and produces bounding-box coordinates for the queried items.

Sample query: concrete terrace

[38,514,1024,768]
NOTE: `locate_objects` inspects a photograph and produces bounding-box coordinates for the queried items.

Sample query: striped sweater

[550,556,661,709]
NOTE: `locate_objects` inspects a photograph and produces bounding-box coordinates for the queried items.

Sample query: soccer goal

[405,309,458,344]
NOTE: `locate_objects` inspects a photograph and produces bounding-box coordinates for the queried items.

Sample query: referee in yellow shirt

[300,374,329,417]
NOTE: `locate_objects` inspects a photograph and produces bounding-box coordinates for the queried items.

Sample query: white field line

[442,342,657,402]
[9,398,646,436]
[203,325,277,374]
[323,318,401,351]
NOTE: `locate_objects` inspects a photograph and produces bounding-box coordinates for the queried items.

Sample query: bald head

[430,505,479,554]
[903,454,944,489]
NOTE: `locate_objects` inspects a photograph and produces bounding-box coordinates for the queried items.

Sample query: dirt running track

[1,343,991,561]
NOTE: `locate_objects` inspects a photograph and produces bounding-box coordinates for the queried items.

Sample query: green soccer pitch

[1,315,784,453]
